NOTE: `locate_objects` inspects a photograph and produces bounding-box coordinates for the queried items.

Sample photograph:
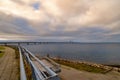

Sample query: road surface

[0,47,19,80]
[59,65,120,80]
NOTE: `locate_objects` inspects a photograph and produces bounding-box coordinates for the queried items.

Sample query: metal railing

[19,47,27,80]
[24,48,57,77]
[25,53,44,80]
[19,46,60,80]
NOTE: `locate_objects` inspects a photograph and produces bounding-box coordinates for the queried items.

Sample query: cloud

[0,0,48,21]
[0,0,120,42]
[0,12,37,36]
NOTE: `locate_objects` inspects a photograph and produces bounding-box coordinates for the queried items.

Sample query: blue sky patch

[32,2,40,10]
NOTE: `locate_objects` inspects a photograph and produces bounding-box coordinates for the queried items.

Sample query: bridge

[0,41,75,45]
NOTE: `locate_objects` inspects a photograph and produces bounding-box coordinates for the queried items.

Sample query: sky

[0,0,120,42]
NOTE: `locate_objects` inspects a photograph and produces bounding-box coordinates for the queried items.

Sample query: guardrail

[24,48,57,77]
[19,46,60,80]
[19,47,27,80]
[25,53,44,80]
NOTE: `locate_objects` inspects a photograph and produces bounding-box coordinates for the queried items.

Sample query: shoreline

[51,57,120,73]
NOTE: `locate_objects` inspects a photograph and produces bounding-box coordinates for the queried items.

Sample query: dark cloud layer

[0,0,120,42]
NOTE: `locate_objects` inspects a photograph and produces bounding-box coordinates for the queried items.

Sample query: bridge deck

[0,47,19,80]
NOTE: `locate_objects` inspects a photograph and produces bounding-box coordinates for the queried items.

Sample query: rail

[19,47,27,80]
[19,46,60,80]
[24,48,57,77]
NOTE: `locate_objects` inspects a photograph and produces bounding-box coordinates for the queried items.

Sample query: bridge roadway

[19,46,61,80]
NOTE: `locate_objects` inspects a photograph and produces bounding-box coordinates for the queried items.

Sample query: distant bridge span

[0,41,75,45]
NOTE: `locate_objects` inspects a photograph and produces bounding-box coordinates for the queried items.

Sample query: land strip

[52,58,120,80]
[0,46,19,80]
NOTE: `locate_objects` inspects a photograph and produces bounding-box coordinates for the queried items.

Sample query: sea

[20,43,120,65]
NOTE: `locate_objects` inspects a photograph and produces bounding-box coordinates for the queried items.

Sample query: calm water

[22,43,120,65]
